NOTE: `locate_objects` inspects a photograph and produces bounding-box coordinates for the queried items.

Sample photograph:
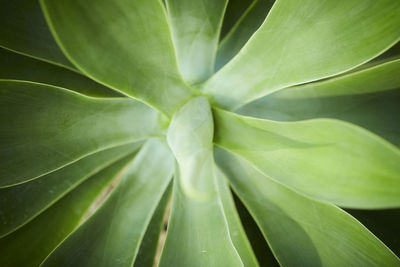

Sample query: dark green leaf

[0,0,75,70]
[0,143,141,237]
[0,47,121,97]
[0,151,135,267]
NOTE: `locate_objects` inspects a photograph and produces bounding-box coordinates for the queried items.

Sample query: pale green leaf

[0,81,163,187]
[216,148,400,266]
[0,152,135,267]
[0,142,141,237]
[40,0,195,115]
[214,109,400,208]
[202,0,400,109]
[42,139,174,267]
[160,97,243,266]
[216,169,259,267]
[0,47,120,98]
[166,0,228,84]
[238,59,400,146]
[216,0,274,71]
[0,0,75,70]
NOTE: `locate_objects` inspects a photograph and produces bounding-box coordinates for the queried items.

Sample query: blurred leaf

[160,97,243,266]
[42,139,174,267]
[214,109,400,208]
[0,0,75,70]
[134,182,172,267]
[238,59,400,146]
[40,0,194,116]
[346,208,400,257]
[216,169,259,267]
[202,0,400,109]
[219,0,254,40]
[0,151,136,267]
[0,81,163,186]
[216,0,274,71]
[0,142,141,237]
[166,0,228,84]
[0,47,121,97]
[231,192,280,266]
[216,148,400,266]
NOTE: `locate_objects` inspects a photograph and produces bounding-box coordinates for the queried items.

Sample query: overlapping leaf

[166,0,228,84]
[0,152,136,267]
[214,109,400,208]
[0,47,120,97]
[0,0,75,70]
[202,0,400,109]
[40,0,194,115]
[161,97,249,266]
[0,81,163,186]
[42,139,174,267]
[238,59,400,146]
[216,148,400,266]
[0,143,141,237]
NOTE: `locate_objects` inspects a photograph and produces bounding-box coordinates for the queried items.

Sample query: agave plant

[1,0,400,266]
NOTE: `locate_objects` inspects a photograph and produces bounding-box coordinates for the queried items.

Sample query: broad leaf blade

[0,143,141,237]
[161,97,243,266]
[0,81,163,186]
[0,152,135,267]
[40,0,194,115]
[166,0,228,84]
[42,139,174,267]
[214,109,400,208]
[216,148,400,266]
[238,59,400,146]
[202,0,400,109]
[0,47,121,98]
[0,0,74,70]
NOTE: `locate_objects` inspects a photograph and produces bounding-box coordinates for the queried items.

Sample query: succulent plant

[0,0,399,266]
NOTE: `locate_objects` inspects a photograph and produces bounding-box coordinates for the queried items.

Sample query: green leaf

[0,142,141,237]
[232,192,280,266]
[216,169,259,267]
[0,81,163,187]
[346,208,400,257]
[0,47,121,98]
[42,139,174,267]
[161,97,243,266]
[40,0,195,116]
[216,0,274,71]
[216,148,400,266]
[202,0,400,109]
[134,183,172,267]
[0,0,75,70]
[219,0,254,40]
[0,151,135,267]
[166,0,228,84]
[214,109,400,208]
[238,59,400,146]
